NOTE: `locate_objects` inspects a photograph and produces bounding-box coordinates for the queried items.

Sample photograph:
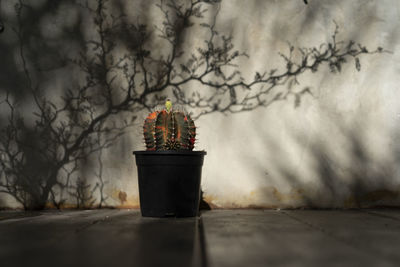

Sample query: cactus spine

[143,108,196,151]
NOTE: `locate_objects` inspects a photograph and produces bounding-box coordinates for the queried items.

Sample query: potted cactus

[133,99,206,217]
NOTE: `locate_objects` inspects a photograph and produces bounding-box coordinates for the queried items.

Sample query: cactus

[143,106,196,151]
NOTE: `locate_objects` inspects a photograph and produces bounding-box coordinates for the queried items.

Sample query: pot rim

[133,150,207,156]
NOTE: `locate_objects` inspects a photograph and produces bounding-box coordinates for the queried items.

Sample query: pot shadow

[131,216,208,267]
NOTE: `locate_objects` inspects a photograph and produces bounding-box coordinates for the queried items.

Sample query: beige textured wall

[195,0,400,208]
[1,0,399,208]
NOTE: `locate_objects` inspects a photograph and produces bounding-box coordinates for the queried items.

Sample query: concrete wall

[0,0,399,209]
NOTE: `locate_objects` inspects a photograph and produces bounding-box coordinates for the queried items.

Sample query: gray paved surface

[0,209,399,267]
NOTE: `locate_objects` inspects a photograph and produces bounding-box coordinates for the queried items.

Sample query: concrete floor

[0,209,400,267]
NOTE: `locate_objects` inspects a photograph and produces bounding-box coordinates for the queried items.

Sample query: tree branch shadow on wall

[257,120,400,209]
[0,0,386,209]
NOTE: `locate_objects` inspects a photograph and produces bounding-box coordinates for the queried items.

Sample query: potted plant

[133,99,207,217]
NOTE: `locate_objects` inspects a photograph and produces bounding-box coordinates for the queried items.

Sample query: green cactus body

[173,112,190,149]
[143,109,196,151]
[155,110,173,150]
[143,111,159,151]
[187,115,196,150]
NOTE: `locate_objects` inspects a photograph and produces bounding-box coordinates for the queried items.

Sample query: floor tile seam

[73,211,131,233]
[359,210,400,222]
[279,210,389,260]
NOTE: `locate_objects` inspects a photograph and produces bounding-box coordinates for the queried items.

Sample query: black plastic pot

[133,150,206,217]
